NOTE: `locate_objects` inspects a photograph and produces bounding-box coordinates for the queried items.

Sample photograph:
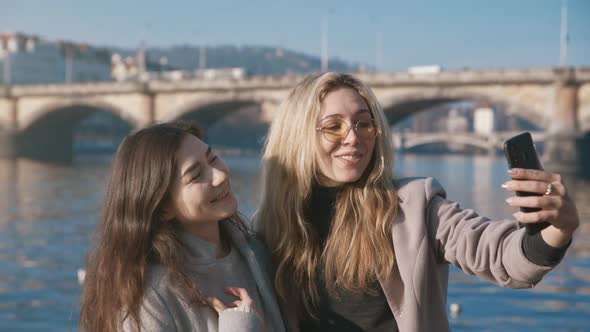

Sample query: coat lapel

[222,221,287,332]
[378,209,405,320]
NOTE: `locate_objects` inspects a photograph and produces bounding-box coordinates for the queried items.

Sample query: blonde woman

[256,73,580,331]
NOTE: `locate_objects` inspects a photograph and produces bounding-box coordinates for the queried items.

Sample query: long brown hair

[80,122,236,331]
[256,73,399,318]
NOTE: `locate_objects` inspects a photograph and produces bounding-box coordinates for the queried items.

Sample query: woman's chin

[218,193,238,217]
[320,174,363,187]
[337,169,366,182]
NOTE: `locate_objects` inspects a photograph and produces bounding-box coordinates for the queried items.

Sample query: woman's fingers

[508,168,561,183]
[225,287,255,309]
[513,210,559,224]
[207,297,227,313]
[208,288,255,313]
[505,195,563,210]
[225,287,252,302]
[504,170,580,235]
[502,180,566,197]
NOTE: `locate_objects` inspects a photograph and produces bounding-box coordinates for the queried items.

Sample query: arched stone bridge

[392,131,546,153]
[0,67,589,166]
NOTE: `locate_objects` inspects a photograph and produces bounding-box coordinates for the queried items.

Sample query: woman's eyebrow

[354,109,371,117]
[182,147,211,178]
[182,161,201,178]
[320,109,371,121]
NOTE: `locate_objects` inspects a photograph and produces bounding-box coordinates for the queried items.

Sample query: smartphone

[503,132,550,234]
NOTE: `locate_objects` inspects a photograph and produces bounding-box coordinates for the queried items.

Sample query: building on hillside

[111,50,247,82]
[447,109,469,133]
[111,53,143,82]
[111,51,177,82]
[0,32,112,85]
[473,107,495,135]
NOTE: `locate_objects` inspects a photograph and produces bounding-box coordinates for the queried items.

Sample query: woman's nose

[341,124,360,145]
[211,166,229,187]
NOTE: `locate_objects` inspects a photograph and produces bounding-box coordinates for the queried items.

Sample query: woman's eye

[325,124,342,131]
[209,155,218,164]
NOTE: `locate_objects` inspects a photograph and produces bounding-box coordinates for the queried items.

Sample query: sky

[1,0,589,71]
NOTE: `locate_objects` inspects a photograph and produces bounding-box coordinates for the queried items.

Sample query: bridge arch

[20,100,139,131]
[17,102,134,162]
[162,97,277,150]
[162,94,271,129]
[381,90,546,129]
[581,112,590,134]
[399,132,502,152]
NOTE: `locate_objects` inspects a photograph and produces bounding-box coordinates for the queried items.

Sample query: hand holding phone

[503,132,550,234]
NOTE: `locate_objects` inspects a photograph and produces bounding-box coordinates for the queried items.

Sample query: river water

[0,154,588,331]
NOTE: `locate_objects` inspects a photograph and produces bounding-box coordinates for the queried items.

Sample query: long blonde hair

[256,72,399,318]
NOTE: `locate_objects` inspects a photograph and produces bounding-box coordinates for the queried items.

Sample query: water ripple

[1,155,589,331]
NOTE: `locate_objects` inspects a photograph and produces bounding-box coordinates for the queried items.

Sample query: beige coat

[375,177,559,332]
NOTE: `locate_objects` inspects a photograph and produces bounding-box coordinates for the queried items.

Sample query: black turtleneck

[300,185,397,332]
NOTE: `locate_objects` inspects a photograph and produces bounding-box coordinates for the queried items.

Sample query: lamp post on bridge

[541,0,589,176]
[2,51,10,85]
[64,44,75,83]
[321,15,328,72]
[193,30,207,73]
[559,0,568,67]
[199,46,207,70]
[137,41,147,79]
[376,28,383,73]
[321,9,335,72]
[370,16,383,73]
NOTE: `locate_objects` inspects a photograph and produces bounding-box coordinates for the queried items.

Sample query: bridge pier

[0,131,17,159]
[542,75,586,176]
[18,126,75,163]
[576,134,590,179]
[543,134,579,174]
[486,135,500,156]
[487,145,497,156]
[0,95,18,159]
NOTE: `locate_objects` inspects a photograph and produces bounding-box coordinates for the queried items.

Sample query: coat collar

[221,220,288,332]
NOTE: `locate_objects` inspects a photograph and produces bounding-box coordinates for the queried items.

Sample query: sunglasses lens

[356,120,376,139]
[321,119,348,142]
[319,119,377,142]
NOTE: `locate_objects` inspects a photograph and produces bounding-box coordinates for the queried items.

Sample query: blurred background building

[0,32,111,84]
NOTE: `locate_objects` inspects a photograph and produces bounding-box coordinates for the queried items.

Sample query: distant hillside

[111,45,361,75]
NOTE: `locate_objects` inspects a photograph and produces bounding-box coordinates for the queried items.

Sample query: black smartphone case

[503,132,550,234]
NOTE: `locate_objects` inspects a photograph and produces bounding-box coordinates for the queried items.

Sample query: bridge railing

[1,67,589,97]
[392,131,546,151]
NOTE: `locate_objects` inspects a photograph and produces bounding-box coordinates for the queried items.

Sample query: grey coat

[122,220,287,332]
